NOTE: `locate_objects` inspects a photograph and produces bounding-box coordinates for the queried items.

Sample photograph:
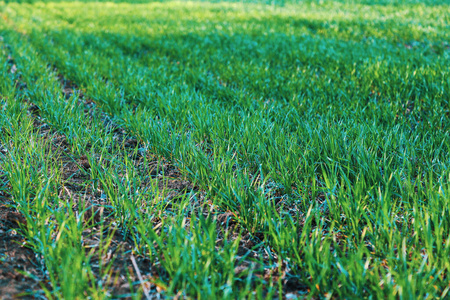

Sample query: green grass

[0,0,449,298]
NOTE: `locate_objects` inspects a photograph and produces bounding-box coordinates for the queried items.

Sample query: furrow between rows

[1,29,284,298]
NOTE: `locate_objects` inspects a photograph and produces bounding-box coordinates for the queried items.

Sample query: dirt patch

[0,198,46,299]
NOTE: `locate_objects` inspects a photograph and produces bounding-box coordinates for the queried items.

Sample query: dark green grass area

[0,1,449,298]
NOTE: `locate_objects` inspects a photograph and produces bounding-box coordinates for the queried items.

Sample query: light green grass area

[0,1,449,298]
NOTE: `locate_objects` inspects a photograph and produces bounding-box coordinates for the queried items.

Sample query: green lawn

[0,0,449,298]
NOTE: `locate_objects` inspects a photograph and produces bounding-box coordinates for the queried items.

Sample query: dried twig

[131,254,152,300]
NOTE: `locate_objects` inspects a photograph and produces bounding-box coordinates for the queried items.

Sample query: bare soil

[0,195,46,299]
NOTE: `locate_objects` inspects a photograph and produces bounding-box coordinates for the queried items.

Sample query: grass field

[0,0,449,298]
